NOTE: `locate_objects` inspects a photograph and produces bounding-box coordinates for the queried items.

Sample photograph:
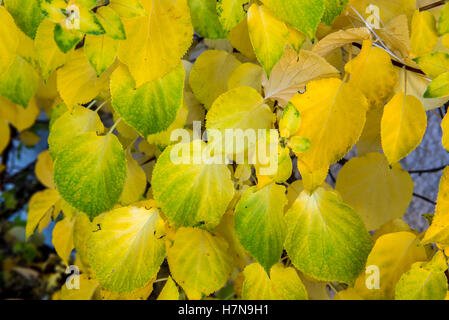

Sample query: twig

[408,165,447,174]
[328,170,336,183]
[413,193,436,205]
[419,0,446,11]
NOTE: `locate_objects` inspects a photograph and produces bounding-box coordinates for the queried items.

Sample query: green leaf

[188,0,227,39]
[4,0,44,39]
[395,252,448,300]
[78,6,105,35]
[216,0,247,32]
[279,102,301,138]
[424,72,449,98]
[167,227,233,299]
[260,0,325,40]
[242,263,308,300]
[234,183,287,273]
[53,132,127,218]
[88,206,166,293]
[289,136,311,154]
[54,24,83,53]
[96,6,126,40]
[284,187,372,284]
[84,34,118,77]
[152,141,235,229]
[322,0,348,25]
[0,55,39,108]
[48,105,105,160]
[111,63,185,138]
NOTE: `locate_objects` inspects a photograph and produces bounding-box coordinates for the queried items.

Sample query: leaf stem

[95,98,110,113]
[108,117,121,135]
[86,100,97,110]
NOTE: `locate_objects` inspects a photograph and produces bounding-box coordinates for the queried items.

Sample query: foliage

[1,0,449,300]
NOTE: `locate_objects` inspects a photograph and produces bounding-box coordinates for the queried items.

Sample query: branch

[419,0,445,11]
[413,192,436,205]
[351,42,426,76]
[408,165,447,175]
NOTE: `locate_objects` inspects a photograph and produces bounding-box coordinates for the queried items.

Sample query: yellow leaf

[60,274,100,300]
[206,86,274,156]
[88,206,166,293]
[287,25,306,53]
[167,227,233,299]
[0,120,10,154]
[117,0,193,87]
[352,231,428,300]
[101,278,155,300]
[57,49,115,109]
[242,263,308,300]
[229,18,256,60]
[372,218,413,242]
[157,276,180,300]
[73,212,95,270]
[247,4,288,77]
[410,10,438,58]
[296,160,329,192]
[35,19,67,81]
[119,150,147,205]
[26,189,61,239]
[20,131,40,147]
[397,67,449,110]
[227,63,264,93]
[35,150,55,189]
[0,7,19,73]
[443,113,449,152]
[381,92,427,164]
[395,251,448,300]
[423,167,449,246]
[312,27,371,57]
[52,216,75,265]
[377,15,411,60]
[348,0,416,25]
[214,211,247,269]
[0,96,39,132]
[356,108,383,156]
[345,40,398,109]
[290,78,368,175]
[84,34,118,77]
[336,153,414,231]
[263,48,340,105]
[48,105,105,160]
[189,50,241,109]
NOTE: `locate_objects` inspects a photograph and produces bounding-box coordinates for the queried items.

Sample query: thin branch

[413,193,436,205]
[419,0,446,11]
[337,158,348,166]
[352,42,426,76]
[328,170,336,183]
[408,165,447,174]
